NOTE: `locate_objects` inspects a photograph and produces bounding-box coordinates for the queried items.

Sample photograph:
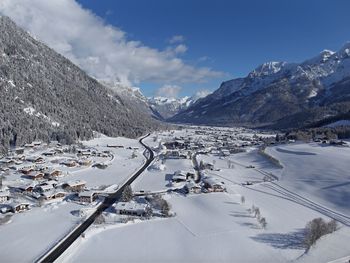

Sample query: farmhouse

[61,160,77,167]
[202,177,226,192]
[26,172,44,181]
[42,151,56,157]
[184,181,202,194]
[114,202,152,217]
[18,183,37,193]
[172,170,188,183]
[63,180,86,192]
[15,147,25,155]
[0,189,10,203]
[78,191,98,203]
[36,184,54,193]
[8,202,30,213]
[41,191,66,201]
[44,169,63,178]
[20,166,34,175]
[26,156,45,164]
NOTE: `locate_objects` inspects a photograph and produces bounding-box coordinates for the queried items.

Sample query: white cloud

[174,44,188,54]
[193,89,211,100]
[155,85,182,98]
[0,0,223,86]
[169,35,185,44]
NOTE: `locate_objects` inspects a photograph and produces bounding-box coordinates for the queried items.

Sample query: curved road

[37,134,154,263]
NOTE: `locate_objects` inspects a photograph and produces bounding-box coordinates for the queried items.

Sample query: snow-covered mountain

[148,96,195,119]
[0,16,160,153]
[171,42,350,129]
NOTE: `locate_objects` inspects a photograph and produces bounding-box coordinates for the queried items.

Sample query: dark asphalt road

[37,134,154,263]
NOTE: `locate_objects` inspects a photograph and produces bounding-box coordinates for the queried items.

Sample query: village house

[26,156,45,164]
[78,191,98,203]
[42,151,56,157]
[78,159,92,166]
[172,170,188,183]
[202,177,226,192]
[18,183,37,193]
[184,181,202,194]
[8,202,30,213]
[44,169,63,179]
[61,160,77,167]
[62,180,86,192]
[0,189,10,203]
[106,144,124,148]
[114,202,152,217]
[15,147,25,155]
[41,190,66,201]
[26,171,45,181]
[36,184,54,193]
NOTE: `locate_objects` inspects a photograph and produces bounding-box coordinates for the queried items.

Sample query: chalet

[220,149,230,156]
[42,151,56,157]
[78,159,92,166]
[41,190,66,201]
[36,184,54,193]
[78,191,98,203]
[32,141,42,146]
[92,163,108,169]
[202,177,226,192]
[61,160,77,167]
[9,202,30,213]
[114,202,152,217]
[172,170,189,183]
[54,148,64,154]
[24,143,35,148]
[107,144,124,148]
[26,156,45,164]
[15,147,25,155]
[200,162,214,170]
[20,167,34,175]
[63,180,86,192]
[184,181,201,194]
[0,190,10,203]
[18,183,37,193]
[44,169,63,178]
[0,158,15,166]
[26,172,44,181]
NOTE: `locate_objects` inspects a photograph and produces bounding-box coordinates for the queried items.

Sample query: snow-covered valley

[49,127,350,263]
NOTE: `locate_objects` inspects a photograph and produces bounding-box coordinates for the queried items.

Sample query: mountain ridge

[0,16,160,153]
[170,43,350,129]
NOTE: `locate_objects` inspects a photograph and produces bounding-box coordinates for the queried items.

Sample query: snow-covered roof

[65,180,86,187]
[203,177,224,187]
[78,190,97,197]
[114,201,149,212]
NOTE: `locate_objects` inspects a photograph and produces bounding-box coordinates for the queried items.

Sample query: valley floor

[58,128,350,263]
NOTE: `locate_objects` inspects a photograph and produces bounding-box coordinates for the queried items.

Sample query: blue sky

[75,0,350,97]
[1,0,349,98]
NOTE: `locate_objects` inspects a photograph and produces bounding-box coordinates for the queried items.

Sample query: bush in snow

[253,207,261,219]
[240,195,245,204]
[94,214,105,224]
[304,218,339,249]
[121,185,133,202]
[259,217,267,229]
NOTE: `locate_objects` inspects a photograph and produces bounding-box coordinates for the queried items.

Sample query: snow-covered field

[266,143,350,215]
[0,135,145,262]
[61,128,350,263]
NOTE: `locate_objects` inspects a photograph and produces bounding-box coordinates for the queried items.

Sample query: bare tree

[259,217,267,228]
[304,218,338,249]
[240,195,245,204]
[121,185,133,202]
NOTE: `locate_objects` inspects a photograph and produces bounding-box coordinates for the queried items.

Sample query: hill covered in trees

[0,16,160,153]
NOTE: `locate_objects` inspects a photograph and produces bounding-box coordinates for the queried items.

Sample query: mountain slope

[170,44,350,129]
[148,96,195,119]
[0,16,159,153]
